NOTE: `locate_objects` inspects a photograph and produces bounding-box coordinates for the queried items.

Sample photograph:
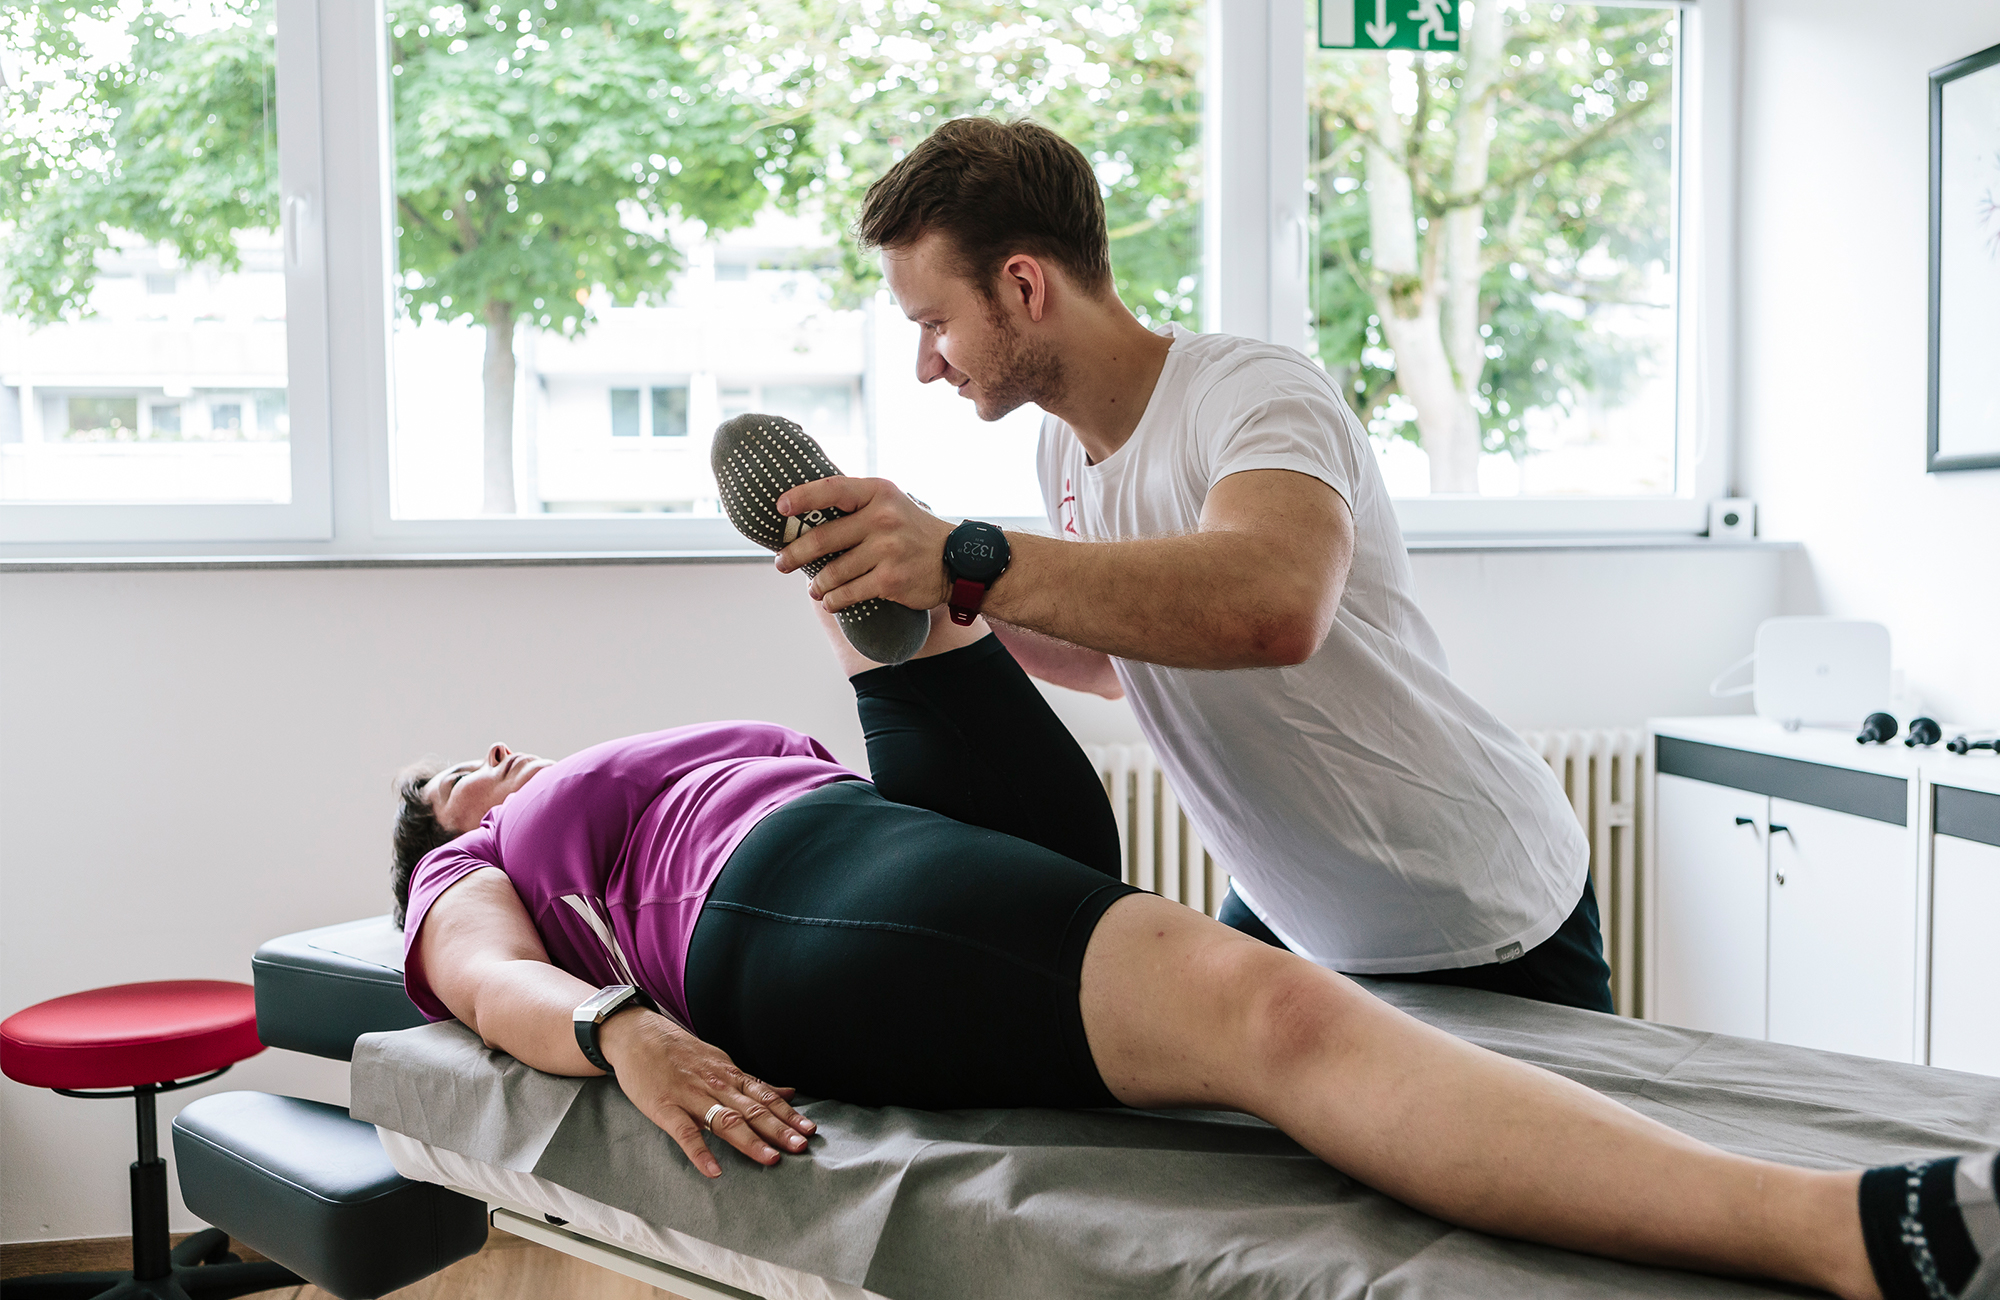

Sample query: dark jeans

[1219,876,1616,1014]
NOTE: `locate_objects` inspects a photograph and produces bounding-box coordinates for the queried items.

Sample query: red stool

[1,982,303,1300]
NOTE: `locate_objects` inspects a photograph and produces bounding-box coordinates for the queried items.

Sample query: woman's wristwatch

[943,520,1011,625]
[572,984,645,1074]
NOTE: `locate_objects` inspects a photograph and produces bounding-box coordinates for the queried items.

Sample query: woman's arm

[988,621,1124,699]
[415,866,816,1177]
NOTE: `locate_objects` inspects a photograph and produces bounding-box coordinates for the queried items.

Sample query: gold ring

[703,1102,729,1131]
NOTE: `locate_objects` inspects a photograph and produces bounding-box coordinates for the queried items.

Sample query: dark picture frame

[1927,41,2000,473]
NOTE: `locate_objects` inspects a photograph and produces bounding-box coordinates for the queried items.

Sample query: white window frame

[0,0,333,545]
[1215,0,1736,538]
[1,0,1735,558]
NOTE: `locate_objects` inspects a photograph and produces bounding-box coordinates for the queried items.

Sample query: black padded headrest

[252,917,426,1061]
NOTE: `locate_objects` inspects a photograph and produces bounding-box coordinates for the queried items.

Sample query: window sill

[0,535,1802,573]
[0,548,771,574]
[1403,536,1799,554]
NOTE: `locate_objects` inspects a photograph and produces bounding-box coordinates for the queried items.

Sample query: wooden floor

[1,1227,694,1300]
[265,1230,693,1300]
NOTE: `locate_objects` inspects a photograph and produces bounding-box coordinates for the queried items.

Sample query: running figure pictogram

[1407,0,1455,48]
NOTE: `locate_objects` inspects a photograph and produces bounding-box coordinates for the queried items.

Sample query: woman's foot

[816,602,990,678]
[711,412,931,665]
[1859,1152,2000,1300]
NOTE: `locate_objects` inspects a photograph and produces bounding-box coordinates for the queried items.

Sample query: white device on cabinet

[1751,618,1891,728]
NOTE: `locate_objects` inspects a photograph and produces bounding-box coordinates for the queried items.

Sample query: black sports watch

[572,984,645,1074]
[943,520,1010,626]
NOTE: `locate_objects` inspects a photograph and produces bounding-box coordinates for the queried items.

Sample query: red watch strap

[948,577,987,626]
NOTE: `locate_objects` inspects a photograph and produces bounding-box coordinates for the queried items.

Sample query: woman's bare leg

[1078,893,1879,1300]
[814,601,989,678]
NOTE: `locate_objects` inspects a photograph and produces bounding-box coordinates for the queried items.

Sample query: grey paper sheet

[351,982,2000,1300]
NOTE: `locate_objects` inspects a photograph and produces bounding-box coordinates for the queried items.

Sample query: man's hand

[773,476,954,613]
[600,1009,817,1179]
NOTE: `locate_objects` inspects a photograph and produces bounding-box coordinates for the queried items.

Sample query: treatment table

[173,917,2000,1299]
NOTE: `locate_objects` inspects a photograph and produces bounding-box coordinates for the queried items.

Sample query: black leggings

[683,635,1139,1109]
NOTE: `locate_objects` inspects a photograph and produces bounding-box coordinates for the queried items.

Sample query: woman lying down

[394,613,1998,1300]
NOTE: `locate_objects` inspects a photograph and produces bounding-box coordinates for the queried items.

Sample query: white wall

[0,544,1785,1243]
[1737,0,2000,726]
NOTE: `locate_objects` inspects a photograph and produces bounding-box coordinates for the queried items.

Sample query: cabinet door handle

[1768,823,1789,835]
[1735,816,1756,827]
[1775,871,1786,885]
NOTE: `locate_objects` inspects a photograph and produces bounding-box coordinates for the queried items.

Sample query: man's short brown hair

[857,117,1113,299]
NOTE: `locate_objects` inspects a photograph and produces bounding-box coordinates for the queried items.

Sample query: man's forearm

[984,530,1332,670]
[774,468,1352,670]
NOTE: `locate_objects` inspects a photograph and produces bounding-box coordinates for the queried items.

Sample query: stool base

[1,1263,302,1300]
[1,1224,300,1296]
[2,1230,302,1300]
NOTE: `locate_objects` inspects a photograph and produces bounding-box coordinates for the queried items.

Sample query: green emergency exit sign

[1319,0,1461,51]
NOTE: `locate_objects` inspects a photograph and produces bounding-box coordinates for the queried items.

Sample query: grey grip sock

[710,413,931,666]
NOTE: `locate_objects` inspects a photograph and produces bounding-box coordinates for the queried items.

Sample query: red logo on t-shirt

[1060,476,1079,536]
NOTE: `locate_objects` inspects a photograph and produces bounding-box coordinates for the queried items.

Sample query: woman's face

[425,742,554,834]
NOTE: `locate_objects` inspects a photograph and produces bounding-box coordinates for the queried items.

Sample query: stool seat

[1,980,264,1091]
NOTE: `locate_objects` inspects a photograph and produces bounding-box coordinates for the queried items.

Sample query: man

[772,117,1610,1011]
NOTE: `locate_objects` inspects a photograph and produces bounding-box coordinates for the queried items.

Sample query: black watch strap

[572,984,643,1074]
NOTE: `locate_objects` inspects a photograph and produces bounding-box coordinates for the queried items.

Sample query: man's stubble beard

[972,298,1068,421]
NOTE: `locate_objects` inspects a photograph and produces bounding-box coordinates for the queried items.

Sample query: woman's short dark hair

[391,761,457,930]
[856,116,1113,300]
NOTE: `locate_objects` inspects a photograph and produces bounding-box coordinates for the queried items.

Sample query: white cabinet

[1654,773,1768,1039]
[1650,721,2000,1072]
[1929,780,2000,1077]
[1648,722,1919,1064]
[1765,799,1916,1061]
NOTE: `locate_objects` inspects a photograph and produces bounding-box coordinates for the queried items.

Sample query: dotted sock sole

[711,414,931,666]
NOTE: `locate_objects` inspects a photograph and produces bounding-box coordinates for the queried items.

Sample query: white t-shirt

[1036,325,1587,972]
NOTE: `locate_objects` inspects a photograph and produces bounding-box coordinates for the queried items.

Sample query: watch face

[948,521,1009,584]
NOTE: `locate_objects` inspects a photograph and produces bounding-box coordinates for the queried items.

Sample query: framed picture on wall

[1929,41,2000,473]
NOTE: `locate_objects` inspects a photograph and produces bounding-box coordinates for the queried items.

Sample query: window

[1307,0,1682,502]
[1,0,1730,557]
[651,386,688,439]
[378,0,1204,529]
[605,386,689,440]
[610,389,643,439]
[0,0,329,542]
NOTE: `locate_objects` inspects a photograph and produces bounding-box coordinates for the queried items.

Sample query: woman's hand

[600,1009,817,1178]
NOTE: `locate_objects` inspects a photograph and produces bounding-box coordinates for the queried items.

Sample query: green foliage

[1309,3,1676,455]
[684,0,1205,326]
[1,0,282,321]
[385,0,783,331]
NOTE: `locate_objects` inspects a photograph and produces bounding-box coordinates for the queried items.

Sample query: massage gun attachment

[1904,716,1943,748]
[1945,735,2000,756]
[1856,712,1899,744]
[711,413,932,666]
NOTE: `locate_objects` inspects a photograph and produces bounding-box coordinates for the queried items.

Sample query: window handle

[283,194,310,270]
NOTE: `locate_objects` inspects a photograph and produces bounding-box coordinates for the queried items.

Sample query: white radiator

[1520,728,1649,1019]
[1090,729,1651,1018]
[1088,745,1229,919]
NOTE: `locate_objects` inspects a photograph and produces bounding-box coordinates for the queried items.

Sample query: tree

[681,0,1205,328]
[1,0,283,320]
[1309,2,1676,492]
[2,0,787,512]
[385,0,784,510]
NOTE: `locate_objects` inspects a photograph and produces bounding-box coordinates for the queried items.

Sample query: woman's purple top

[401,723,861,1029]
